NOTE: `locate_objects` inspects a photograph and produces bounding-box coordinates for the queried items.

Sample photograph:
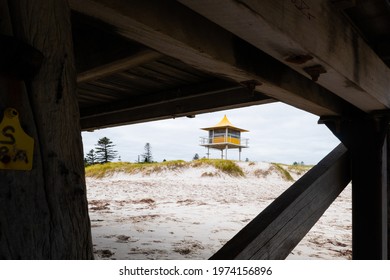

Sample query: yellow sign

[0,108,34,171]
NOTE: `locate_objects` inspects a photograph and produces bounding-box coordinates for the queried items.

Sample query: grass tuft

[271,163,294,182]
[86,160,187,178]
[86,159,244,178]
[287,164,313,175]
[193,159,244,177]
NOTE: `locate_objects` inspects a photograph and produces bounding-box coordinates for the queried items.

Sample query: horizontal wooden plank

[211,143,350,259]
[80,80,242,118]
[179,0,390,112]
[70,0,361,117]
[80,84,275,130]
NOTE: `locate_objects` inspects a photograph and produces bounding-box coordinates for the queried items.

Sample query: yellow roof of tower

[201,115,249,132]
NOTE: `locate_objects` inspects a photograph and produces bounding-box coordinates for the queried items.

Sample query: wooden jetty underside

[1,0,390,259]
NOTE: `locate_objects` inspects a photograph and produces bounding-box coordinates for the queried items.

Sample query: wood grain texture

[388,129,390,260]
[0,0,93,259]
[69,0,360,117]
[326,116,389,259]
[178,0,390,112]
[77,50,163,83]
[80,85,274,130]
[211,144,350,259]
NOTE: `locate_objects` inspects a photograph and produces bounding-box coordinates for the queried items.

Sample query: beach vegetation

[271,163,294,181]
[85,159,244,178]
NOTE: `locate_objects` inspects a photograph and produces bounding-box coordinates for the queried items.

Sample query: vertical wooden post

[387,126,390,259]
[324,115,388,259]
[351,120,387,259]
[0,0,93,259]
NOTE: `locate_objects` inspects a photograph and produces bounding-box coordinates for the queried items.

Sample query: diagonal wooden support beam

[77,49,163,83]
[211,143,350,259]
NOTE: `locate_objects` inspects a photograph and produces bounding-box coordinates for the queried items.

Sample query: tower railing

[199,136,249,147]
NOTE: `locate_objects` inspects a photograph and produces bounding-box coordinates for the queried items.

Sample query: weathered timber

[0,0,93,259]
[0,35,43,79]
[211,144,350,259]
[80,80,253,118]
[69,0,361,117]
[324,114,389,259]
[80,84,274,130]
[178,0,390,112]
[71,10,151,75]
[77,50,163,83]
[388,127,390,260]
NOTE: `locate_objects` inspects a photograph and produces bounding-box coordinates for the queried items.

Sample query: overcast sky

[81,102,340,165]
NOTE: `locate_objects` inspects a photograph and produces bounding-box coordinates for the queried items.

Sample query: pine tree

[193,153,199,160]
[95,137,118,163]
[142,143,153,163]
[85,149,97,165]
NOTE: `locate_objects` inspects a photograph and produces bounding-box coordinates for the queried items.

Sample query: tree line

[84,137,154,166]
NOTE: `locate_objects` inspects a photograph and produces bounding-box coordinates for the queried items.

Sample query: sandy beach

[86,161,352,260]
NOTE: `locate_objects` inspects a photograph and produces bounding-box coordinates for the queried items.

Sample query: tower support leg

[225,145,228,160]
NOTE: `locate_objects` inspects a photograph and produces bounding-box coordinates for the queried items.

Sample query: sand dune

[86,161,351,260]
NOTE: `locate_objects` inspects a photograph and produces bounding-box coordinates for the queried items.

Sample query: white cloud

[82,102,340,164]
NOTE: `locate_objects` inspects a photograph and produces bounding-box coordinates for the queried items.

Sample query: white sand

[86,162,351,260]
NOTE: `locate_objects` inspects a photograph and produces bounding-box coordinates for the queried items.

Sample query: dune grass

[85,160,188,178]
[85,162,143,178]
[85,159,244,178]
[271,163,294,182]
[204,159,244,177]
[287,164,313,174]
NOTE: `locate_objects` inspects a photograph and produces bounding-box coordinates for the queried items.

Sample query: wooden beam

[80,80,245,118]
[70,0,361,117]
[178,0,390,112]
[324,115,389,259]
[210,144,350,260]
[77,50,163,83]
[350,130,388,259]
[388,128,390,260]
[330,0,356,10]
[0,35,43,79]
[2,0,93,259]
[80,84,274,130]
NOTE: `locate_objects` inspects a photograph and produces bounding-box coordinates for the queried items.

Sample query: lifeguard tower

[200,115,249,160]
